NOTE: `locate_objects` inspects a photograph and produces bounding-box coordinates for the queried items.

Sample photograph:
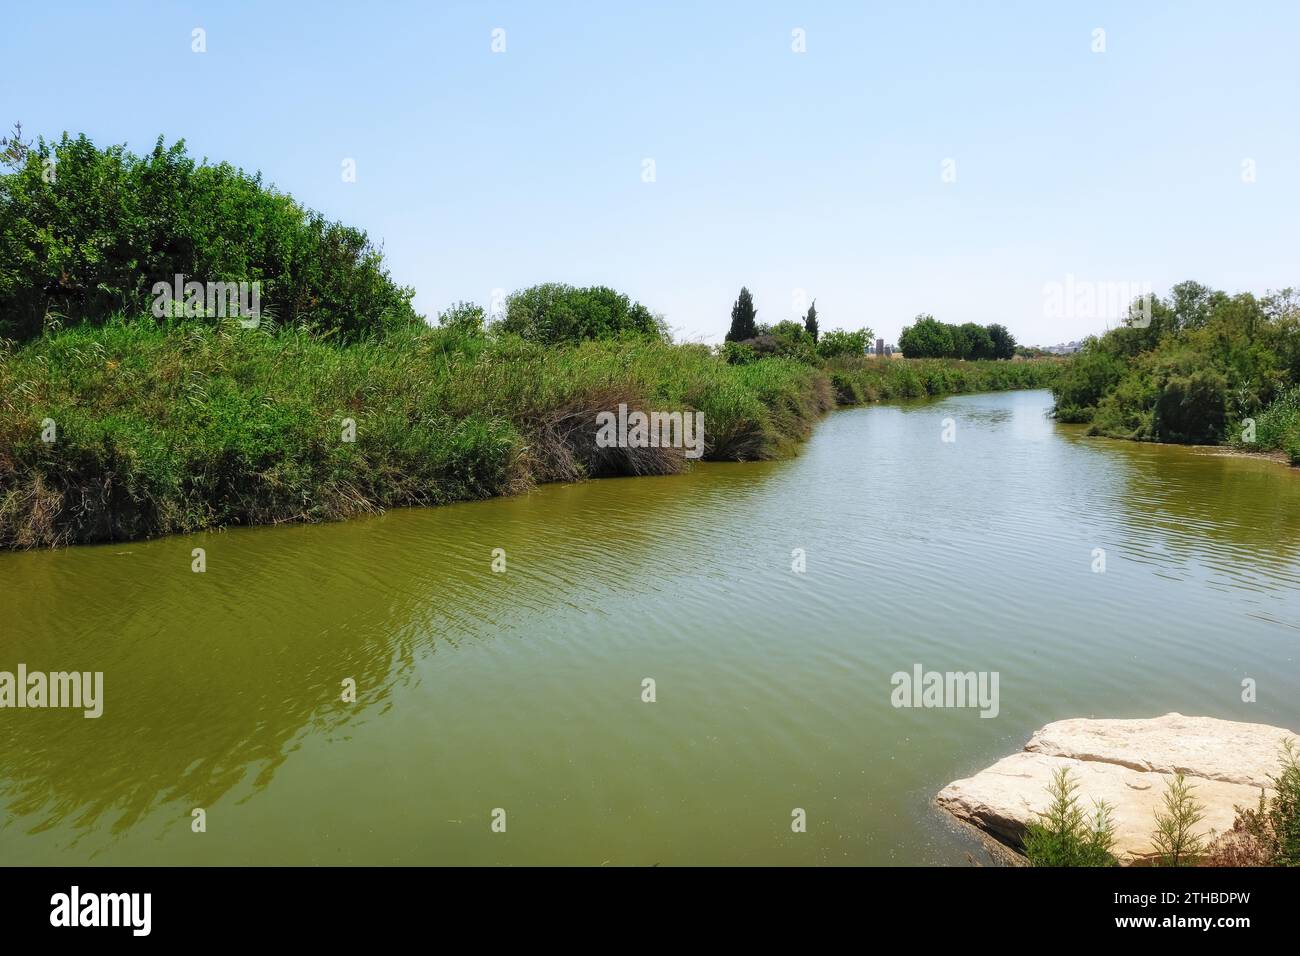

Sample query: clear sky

[3,1,1297,345]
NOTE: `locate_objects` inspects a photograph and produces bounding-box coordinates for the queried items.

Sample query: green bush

[1051,348,1125,423]
[1155,367,1227,444]
[898,315,955,358]
[719,340,758,365]
[0,128,419,342]
[437,301,486,336]
[741,320,818,363]
[817,328,872,359]
[497,282,665,345]
[1089,369,1158,439]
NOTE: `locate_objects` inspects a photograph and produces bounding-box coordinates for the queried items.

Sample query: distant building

[875,338,885,357]
[1036,341,1083,355]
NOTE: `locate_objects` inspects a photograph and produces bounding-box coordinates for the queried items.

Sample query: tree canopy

[898,315,1016,359]
[0,128,419,341]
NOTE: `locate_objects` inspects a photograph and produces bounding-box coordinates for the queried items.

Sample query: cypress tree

[726,286,758,342]
[804,300,819,343]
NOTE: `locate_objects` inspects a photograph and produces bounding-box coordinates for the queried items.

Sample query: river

[2,389,1297,864]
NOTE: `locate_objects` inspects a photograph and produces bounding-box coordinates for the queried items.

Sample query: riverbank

[0,320,1058,548]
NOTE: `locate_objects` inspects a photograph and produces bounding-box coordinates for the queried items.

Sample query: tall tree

[726,286,758,342]
[897,315,954,358]
[957,322,995,360]
[804,300,819,343]
[987,323,1016,360]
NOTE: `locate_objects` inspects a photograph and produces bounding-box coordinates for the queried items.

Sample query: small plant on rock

[1151,773,1206,866]
[1024,767,1119,867]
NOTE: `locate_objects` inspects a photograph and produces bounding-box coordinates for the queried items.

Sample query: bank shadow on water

[1,389,1297,863]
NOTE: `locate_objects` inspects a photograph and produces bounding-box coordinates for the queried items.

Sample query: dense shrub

[1155,367,1227,444]
[496,282,665,345]
[737,320,817,363]
[0,128,419,342]
[1089,369,1157,438]
[720,340,758,365]
[437,301,486,336]
[1051,283,1299,453]
[1051,348,1127,423]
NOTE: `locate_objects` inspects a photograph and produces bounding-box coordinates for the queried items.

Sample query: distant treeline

[897,316,1017,360]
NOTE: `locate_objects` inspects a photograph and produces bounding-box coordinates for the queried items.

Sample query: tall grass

[1252,386,1300,463]
[0,320,1058,548]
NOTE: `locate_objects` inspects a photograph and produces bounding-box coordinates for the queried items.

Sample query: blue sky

[3,1,1297,344]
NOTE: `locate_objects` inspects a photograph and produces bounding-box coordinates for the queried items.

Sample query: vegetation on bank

[1025,744,1300,867]
[1050,281,1300,462]
[0,128,1055,548]
[0,318,1056,549]
[822,354,1054,404]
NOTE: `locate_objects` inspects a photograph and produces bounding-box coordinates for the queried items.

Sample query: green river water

[2,389,1298,865]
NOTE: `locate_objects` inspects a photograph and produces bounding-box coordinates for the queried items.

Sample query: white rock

[936,713,1297,863]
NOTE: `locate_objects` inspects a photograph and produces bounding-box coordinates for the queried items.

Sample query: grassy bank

[824,354,1060,404]
[0,319,1058,549]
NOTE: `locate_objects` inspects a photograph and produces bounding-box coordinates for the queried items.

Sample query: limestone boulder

[936,713,1297,863]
